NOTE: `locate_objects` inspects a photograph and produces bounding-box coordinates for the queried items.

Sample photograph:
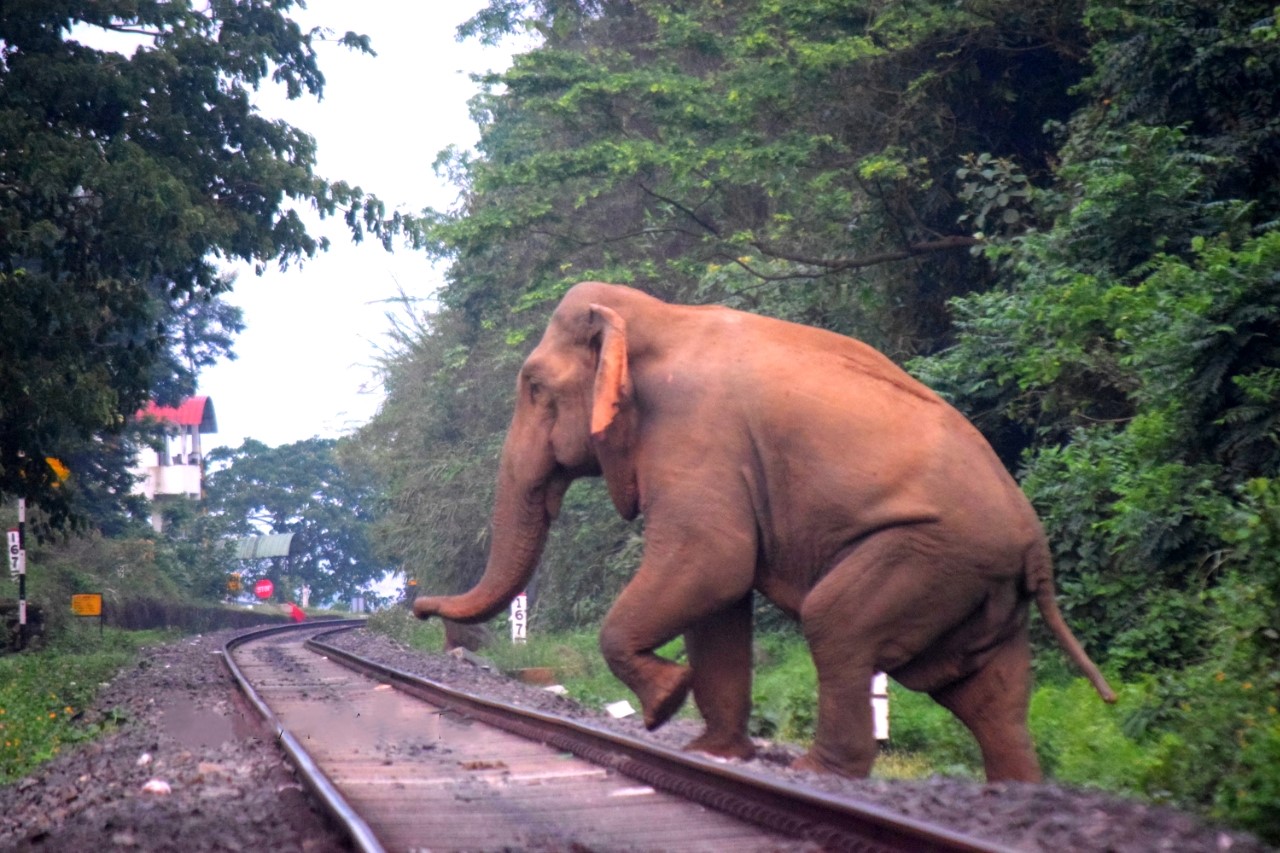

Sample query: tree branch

[749,235,979,272]
[93,23,164,37]
[636,181,722,238]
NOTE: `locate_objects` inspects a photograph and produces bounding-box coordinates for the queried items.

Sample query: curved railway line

[224,621,1013,852]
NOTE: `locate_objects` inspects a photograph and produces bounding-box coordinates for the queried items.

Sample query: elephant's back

[689,308,1039,556]
[678,306,947,430]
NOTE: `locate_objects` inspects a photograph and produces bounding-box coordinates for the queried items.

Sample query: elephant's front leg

[684,592,756,760]
[598,524,756,731]
[598,586,694,730]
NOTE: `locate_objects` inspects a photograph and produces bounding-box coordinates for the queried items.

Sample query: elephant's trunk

[413,459,567,624]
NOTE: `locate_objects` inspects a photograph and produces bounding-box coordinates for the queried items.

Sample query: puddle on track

[158,691,264,750]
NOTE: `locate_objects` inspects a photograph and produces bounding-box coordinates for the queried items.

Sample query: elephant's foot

[636,663,694,730]
[790,747,873,778]
[684,730,756,761]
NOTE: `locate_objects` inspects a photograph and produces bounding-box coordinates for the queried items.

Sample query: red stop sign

[253,578,274,600]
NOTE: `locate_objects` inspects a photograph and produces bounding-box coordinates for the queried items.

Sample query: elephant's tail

[1027,542,1118,704]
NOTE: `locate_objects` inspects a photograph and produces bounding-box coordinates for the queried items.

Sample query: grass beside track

[0,628,176,783]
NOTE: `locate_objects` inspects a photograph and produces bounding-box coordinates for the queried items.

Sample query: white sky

[197,2,519,453]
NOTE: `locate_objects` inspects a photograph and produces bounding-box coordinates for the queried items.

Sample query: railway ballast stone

[0,625,1271,852]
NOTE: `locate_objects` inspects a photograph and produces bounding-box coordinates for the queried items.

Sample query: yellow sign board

[70,593,103,617]
[47,457,70,483]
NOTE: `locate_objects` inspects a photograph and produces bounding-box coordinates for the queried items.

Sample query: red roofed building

[130,396,218,531]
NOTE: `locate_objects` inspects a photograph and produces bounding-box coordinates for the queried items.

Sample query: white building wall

[129,427,206,532]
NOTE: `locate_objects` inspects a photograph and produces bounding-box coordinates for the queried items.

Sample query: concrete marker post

[872,671,890,741]
[510,592,527,644]
[16,498,27,649]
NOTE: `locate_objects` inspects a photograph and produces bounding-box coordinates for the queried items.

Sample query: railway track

[224,621,1015,853]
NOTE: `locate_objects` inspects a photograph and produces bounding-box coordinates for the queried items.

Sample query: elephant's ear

[589,303,640,520]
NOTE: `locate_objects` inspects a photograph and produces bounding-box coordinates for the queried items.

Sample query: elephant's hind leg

[792,566,883,777]
[795,529,986,777]
[929,624,1041,782]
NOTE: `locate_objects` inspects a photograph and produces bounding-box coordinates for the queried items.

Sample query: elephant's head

[413,284,641,623]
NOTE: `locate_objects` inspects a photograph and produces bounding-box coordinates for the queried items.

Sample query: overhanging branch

[749,235,979,273]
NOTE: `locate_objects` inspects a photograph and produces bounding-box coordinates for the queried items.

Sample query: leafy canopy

[430,0,1085,353]
[0,0,423,525]
[204,438,392,606]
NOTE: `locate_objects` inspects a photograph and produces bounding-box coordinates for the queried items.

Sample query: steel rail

[307,628,1016,853]
[220,620,385,853]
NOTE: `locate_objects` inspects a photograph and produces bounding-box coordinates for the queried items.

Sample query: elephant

[413,281,1116,782]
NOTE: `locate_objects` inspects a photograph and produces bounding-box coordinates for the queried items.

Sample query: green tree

[349,307,511,602]
[0,0,421,526]
[914,1,1280,670]
[908,4,1280,833]
[360,0,1100,628]
[152,497,239,601]
[432,0,1087,352]
[204,438,391,605]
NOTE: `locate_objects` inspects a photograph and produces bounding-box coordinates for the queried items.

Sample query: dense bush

[748,632,819,746]
[0,520,291,652]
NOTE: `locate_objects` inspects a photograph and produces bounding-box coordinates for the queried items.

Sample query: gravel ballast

[0,624,1270,852]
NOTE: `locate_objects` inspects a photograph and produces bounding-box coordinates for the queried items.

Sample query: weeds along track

[224,622,1013,853]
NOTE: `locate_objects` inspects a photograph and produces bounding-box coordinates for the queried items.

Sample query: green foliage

[749,631,817,744]
[920,224,1280,673]
[0,629,165,782]
[365,607,448,649]
[17,529,184,641]
[1010,662,1278,844]
[204,437,393,606]
[1029,678,1155,791]
[152,499,239,602]
[1225,478,1280,613]
[1124,623,1280,845]
[914,23,1280,674]
[348,306,521,604]
[351,1,1280,839]
[1080,0,1280,223]
[956,152,1035,235]
[1218,710,1280,838]
[437,0,1085,351]
[0,1,421,527]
